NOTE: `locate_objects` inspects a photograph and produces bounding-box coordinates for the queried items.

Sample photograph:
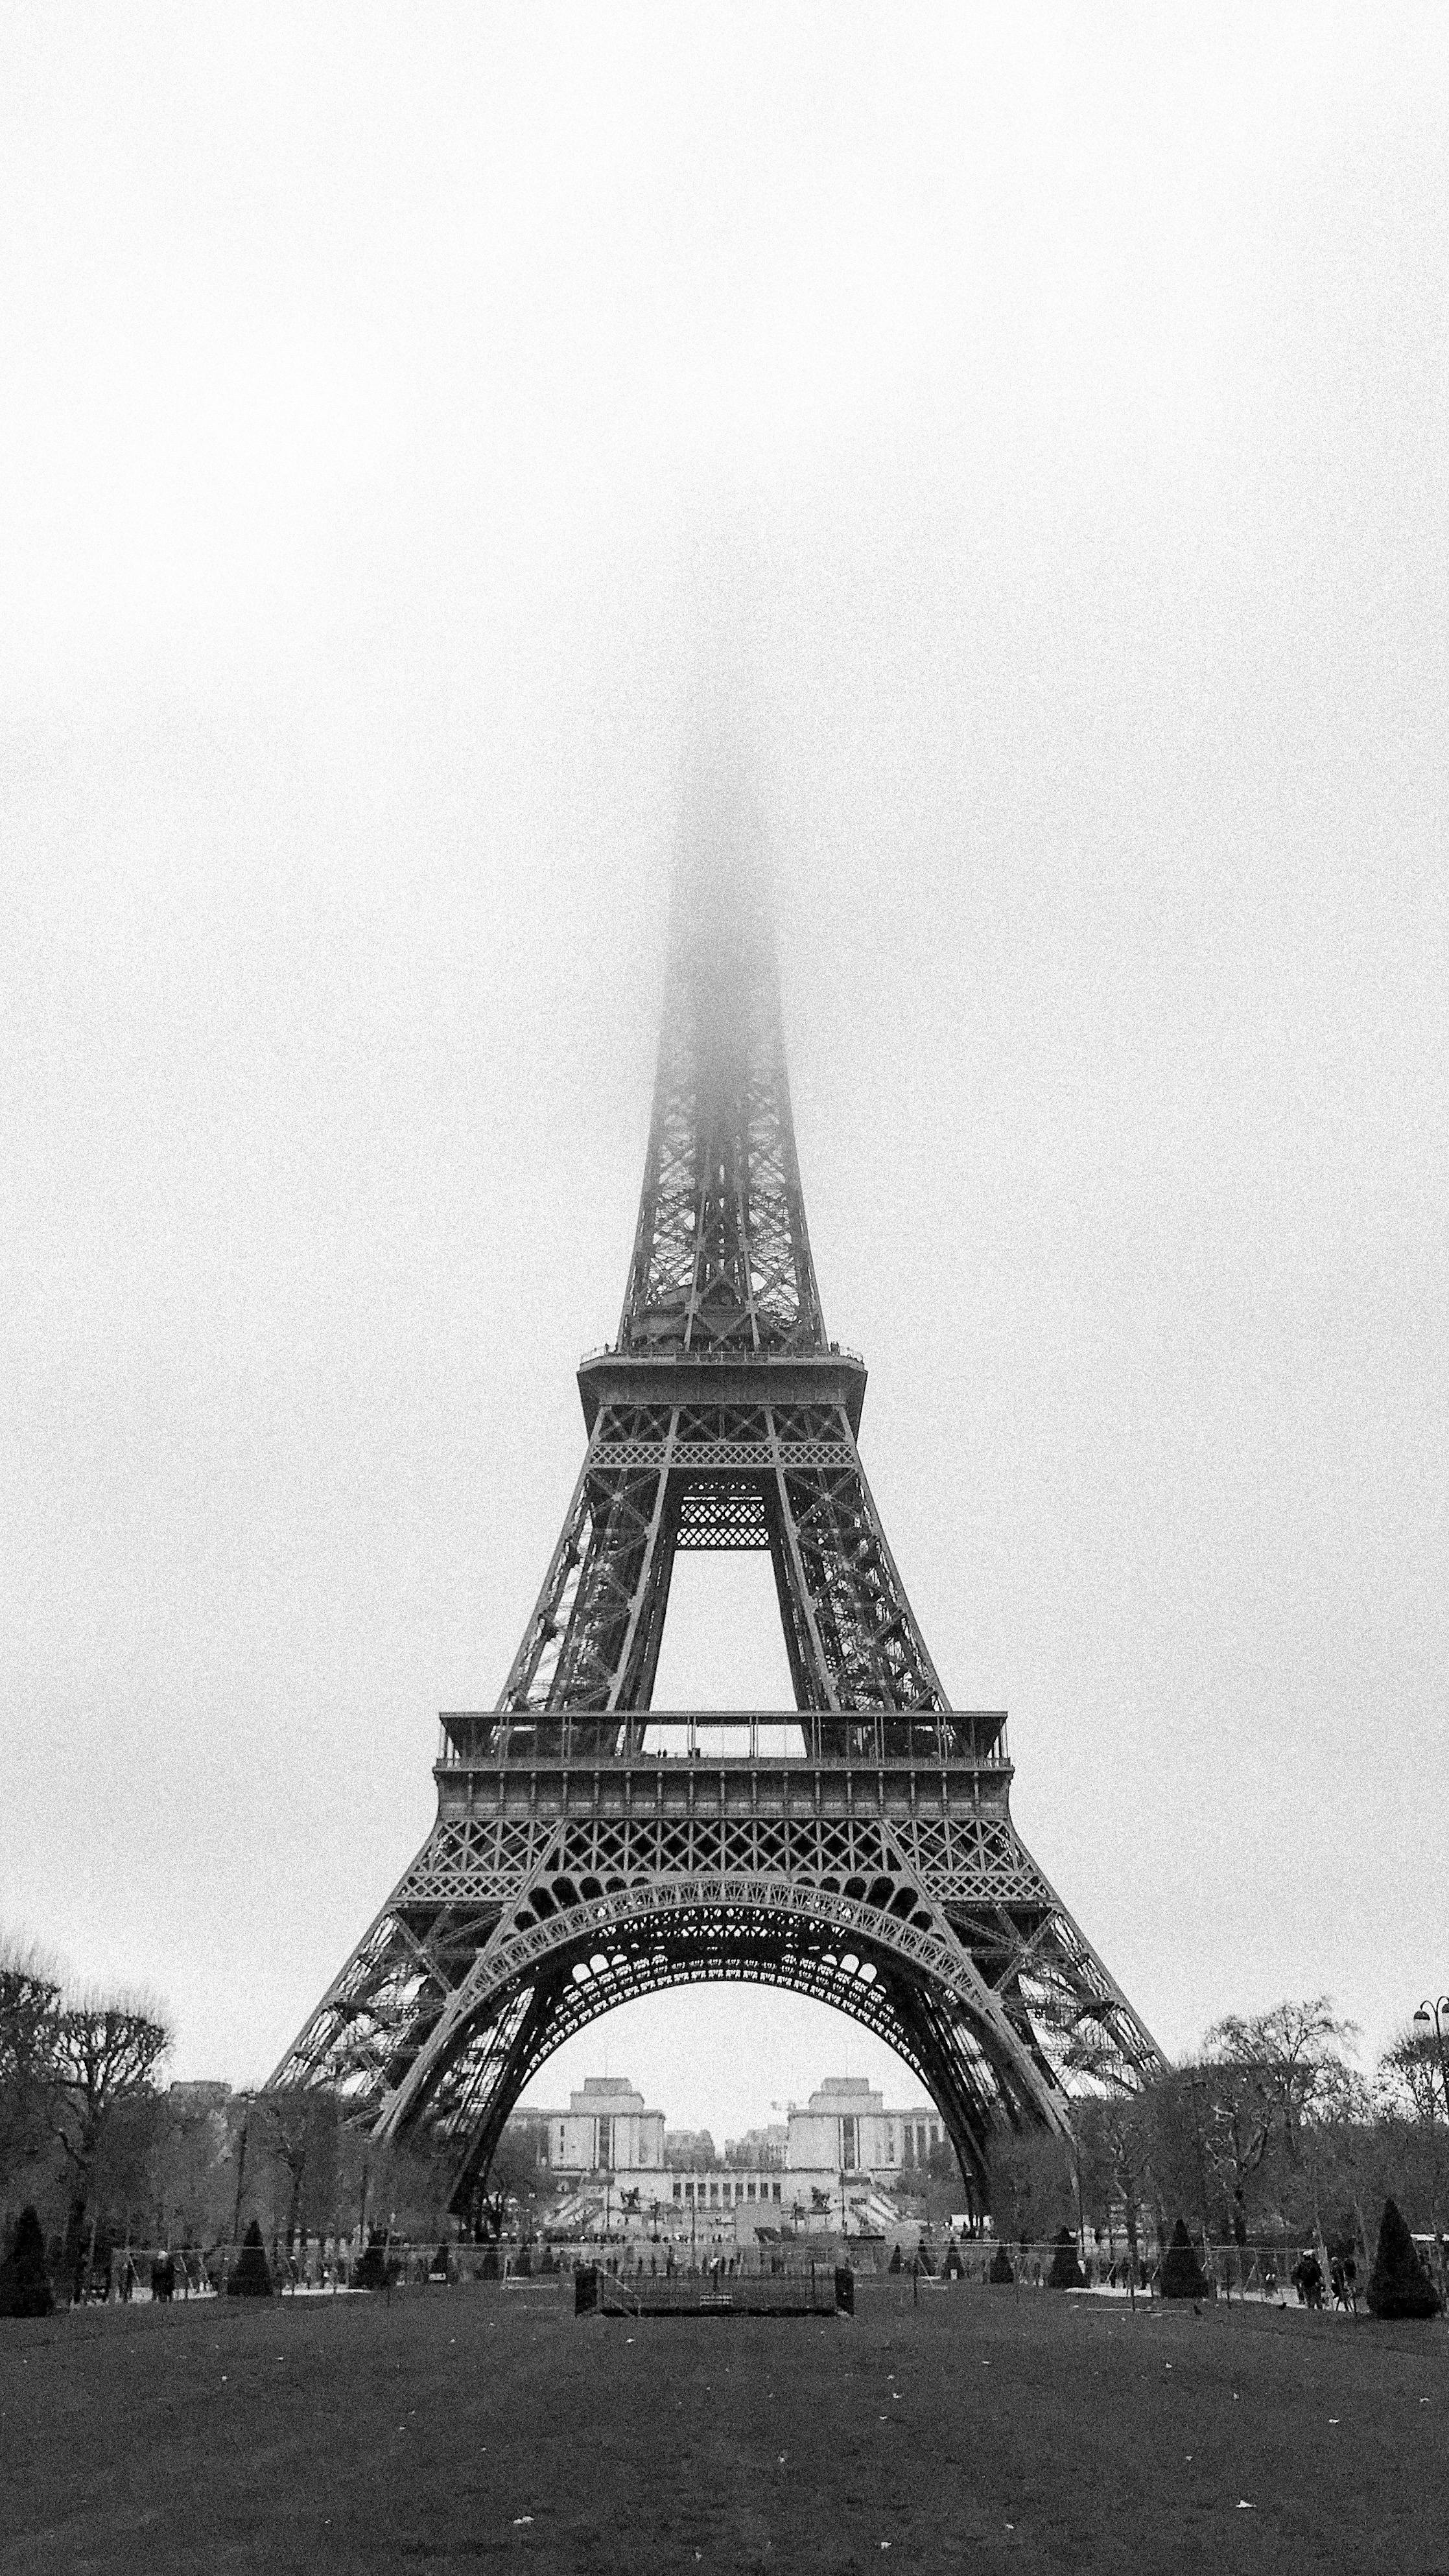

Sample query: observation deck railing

[578,1341,867,1370]
[436,1711,1010,1770]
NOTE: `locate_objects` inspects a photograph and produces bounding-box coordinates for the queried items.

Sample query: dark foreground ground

[1,2278,1445,2573]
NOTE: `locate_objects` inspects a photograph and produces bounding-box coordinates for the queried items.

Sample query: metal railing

[437,1711,1010,1769]
[578,1342,867,1370]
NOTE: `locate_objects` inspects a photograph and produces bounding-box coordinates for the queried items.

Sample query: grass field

[2,2278,1445,2572]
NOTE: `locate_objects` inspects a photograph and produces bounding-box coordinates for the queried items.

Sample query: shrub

[1159,2218,1210,2301]
[988,2247,1015,2285]
[1048,2227,1085,2290]
[888,2242,902,2275]
[0,2207,54,2319]
[1367,2199,1443,2321]
[228,2219,273,2299]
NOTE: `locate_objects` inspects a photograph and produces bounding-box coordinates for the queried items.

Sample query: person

[1291,2249,1324,2310]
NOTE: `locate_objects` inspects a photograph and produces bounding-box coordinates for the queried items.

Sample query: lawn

[1,2277,1444,2572]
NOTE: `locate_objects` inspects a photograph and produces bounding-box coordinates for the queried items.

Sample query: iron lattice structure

[270,815,1164,2210]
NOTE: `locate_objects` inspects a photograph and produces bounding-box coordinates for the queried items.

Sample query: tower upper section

[617,767,826,1359]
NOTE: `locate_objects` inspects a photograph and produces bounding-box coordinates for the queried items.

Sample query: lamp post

[1413,1998,1449,2125]
[1184,2069,1214,2257]
[1413,1998,1449,2297]
[230,2091,255,2245]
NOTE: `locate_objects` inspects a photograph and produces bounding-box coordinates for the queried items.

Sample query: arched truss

[375,1896,1024,2214]
[272,1772,1164,2218]
[355,1862,1142,2215]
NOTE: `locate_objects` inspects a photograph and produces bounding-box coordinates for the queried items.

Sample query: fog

[3,6,1446,2133]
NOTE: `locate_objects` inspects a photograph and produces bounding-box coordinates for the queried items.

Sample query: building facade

[786,2076,946,2177]
[510,2076,665,2177]
[508,2072,943,2196]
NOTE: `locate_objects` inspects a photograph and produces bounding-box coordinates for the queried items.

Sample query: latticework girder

[496,1384,947,1720]
[618,830,824,1361]
[270,1738,1163,2212]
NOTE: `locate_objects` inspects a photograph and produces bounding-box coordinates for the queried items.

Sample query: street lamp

[1413,1998,1449,2125]
[230,2091,255,2245]
[1184,2070,1214,2256]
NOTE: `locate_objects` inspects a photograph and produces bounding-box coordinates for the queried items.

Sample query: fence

[89,2227,1415,2310]
[576,2259,854,2318]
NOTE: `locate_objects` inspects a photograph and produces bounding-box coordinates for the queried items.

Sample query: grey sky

[3,6,1446,2132]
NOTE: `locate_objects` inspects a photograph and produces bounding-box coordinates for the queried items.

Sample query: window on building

[672,2181,682,2201]
[746,2181,756,2201]
[684,2181,694,2201]
[842,2116,858,2170]
[596,2117,613,2170]
[709,2182,719,2204]
[772,2181,782,2202]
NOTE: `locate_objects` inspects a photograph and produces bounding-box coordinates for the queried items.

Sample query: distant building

[508,2076,665,2176]
[663,2127,719,2170]
[668,2170,786,2214]
[725,2123,788,2170]
[506,2070,947,2239]
[786,2076,945,2177]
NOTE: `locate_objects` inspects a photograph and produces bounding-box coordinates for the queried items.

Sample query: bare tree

[1072,2093,1152,2261]
[0,1940,61,2193]
[473,2123,546,2242]
[1199,1996,1358,2238]
[1205,1998,1358,2154]
[1376,2026,1449,2247]
[253,2089,342,2253]
[49,1997,171,2299]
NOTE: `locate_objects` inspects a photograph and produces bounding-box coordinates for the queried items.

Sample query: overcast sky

[3,5,1446,2134]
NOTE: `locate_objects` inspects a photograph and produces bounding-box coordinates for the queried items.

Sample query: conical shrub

[988,2246,1015,2284]
[1160,2218,1210,2301]
[228,2219,273,2298]
[0,2207,54,2318]
[1367,2198,1442,2320]
[1048,2225,1085,2289]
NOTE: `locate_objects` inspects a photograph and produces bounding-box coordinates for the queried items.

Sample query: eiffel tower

[270,779,1163,2213]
